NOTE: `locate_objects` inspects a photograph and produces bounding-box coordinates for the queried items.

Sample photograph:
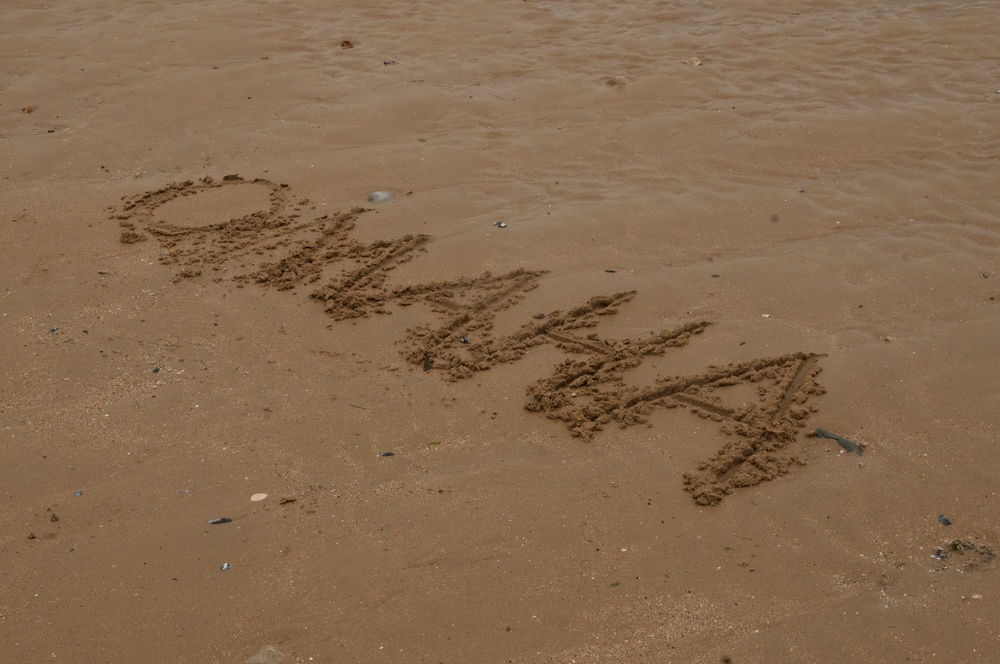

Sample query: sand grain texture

[2,1,999,662]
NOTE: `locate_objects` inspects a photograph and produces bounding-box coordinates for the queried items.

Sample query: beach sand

[2,1,999,662]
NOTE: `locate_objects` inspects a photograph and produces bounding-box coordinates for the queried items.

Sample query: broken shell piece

[367,191,393,203]
[493,221,507,228]
[251,493,268,502]
[683,57,702,66]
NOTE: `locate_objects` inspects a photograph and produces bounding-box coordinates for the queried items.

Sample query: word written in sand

[112,175,827,505]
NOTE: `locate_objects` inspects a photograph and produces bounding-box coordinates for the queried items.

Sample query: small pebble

[379,451,395,457]
[938,514,952,526]
[493,220,507,228]
[250,493,268,502]
[73,491,82,497]
[460,336,470,344]
[153,367,160,373]
[208,517,233,525]
[367,191,393,203]
[220,562,232,571]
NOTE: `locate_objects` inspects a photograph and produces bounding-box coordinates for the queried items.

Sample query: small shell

[220,562,232,571]
[250,493,268,502]
[367,191,393,204]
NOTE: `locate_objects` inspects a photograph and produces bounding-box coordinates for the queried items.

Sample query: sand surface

[2,1,999,662]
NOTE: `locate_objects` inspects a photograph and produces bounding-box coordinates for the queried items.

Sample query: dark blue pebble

[938,514,952,526]
[73,491,82,497]
[379,452,395,457]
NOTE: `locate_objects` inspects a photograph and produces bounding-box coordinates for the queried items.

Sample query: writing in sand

[113,175,827,505]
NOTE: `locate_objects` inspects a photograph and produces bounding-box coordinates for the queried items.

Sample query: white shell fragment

[367,191,393,203]
[251,493,268,502]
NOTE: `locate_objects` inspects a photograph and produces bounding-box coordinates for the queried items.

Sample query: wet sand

[2,1,999,662]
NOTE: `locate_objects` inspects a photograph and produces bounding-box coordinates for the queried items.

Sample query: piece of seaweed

[815,428,863,455]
